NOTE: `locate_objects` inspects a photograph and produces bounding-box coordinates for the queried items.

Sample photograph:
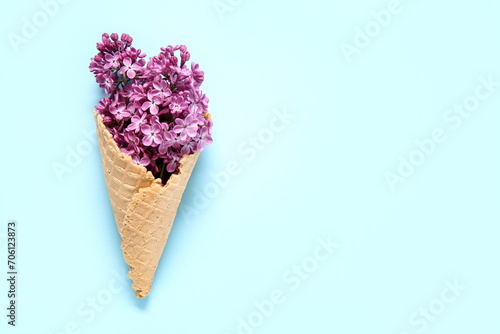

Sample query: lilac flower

[166,155,180,173]
[97,71,116,94]
[195,127,213,152]
[178,90,191,100]
[124,131,141,154]
[141,122,163,146]
[181,140,197,156]
[173,115,198,139]
[141,91,163,115]
[205,118,213,135]
[164,131,187,149]
[89,56,103,74]
[126,103,137,116]
[152,80,172,100]
[95,97,110,115]
[158,124,173,154]
[147,114,160,124]
[129,83,148,102]
[109,101,130,120]
[120,83,134,98]
[104,52,121,69]
[108,128,123,145]
[132,152,150,167]
[175,66,192,78]
[191,62,204,85]
[126,47,146,61]
[127,113,147,133]
[169,96,187,115]
[187,102,201,115]
[119,57,141,79]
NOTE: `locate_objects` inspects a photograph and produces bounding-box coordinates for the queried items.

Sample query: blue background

[1,0,499,333]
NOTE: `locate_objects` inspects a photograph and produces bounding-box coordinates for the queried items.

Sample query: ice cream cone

[94,111,200,298]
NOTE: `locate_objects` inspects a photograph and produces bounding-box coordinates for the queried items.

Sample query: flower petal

[127,69,136,79]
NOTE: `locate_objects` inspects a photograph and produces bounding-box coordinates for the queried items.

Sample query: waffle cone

[94,112,199,298]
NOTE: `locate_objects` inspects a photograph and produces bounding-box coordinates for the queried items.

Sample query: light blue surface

[1,0,499,333]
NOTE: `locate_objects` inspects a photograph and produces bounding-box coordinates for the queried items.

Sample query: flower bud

[103,116,113,126]
[101,33,110,44]
[180,51,190,65]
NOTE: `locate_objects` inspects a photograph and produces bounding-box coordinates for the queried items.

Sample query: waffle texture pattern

[94,112,199,298]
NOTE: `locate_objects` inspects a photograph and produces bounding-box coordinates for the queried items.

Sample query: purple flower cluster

[90,33,212,184]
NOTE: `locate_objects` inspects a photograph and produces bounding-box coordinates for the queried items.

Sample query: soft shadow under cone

[94,112,199,298]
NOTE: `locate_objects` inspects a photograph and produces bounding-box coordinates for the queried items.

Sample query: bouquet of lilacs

[89,33,212,184]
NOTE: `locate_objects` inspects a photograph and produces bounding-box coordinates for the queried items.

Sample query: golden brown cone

[94,112,200,298]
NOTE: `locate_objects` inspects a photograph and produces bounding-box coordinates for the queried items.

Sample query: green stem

[159,163,166,181]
